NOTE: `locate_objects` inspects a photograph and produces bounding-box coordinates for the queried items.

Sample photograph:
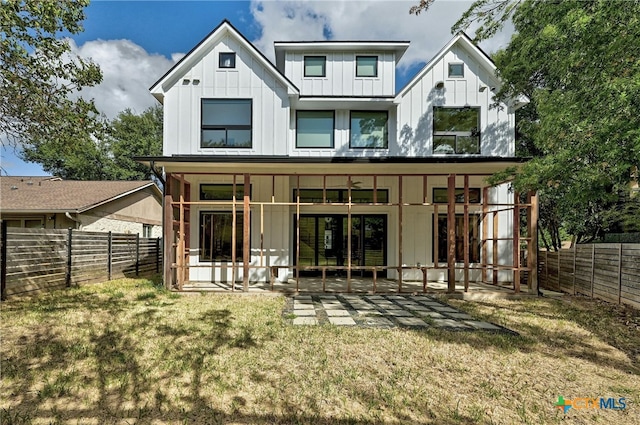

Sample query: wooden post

[296,175,300,291]
[135,233,140,277]
[591,244,595,298]
[107,231,113,280]
[571,242,578,295]
[493,210,499,286]
[481,187,489,283]
[528,191,539,294]
[447,174,456,292]
[66,228,73,287]
[373,175,378,204]
[347,175,352,292]
[557,247,561,291]
[178,177,185,290]
[1,221,7,301]
[260,204,264,276]
[463,176,470,292]
[156,237,161,273]
[513,191,520,293]
[243,173,250,292]
[232,175,237,290]
[398,175,404,293]
[433,204,439,268]
[163,174,174,289]
[617,243,623,304]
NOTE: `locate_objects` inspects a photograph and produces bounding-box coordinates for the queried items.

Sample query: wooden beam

[463,175,470,292]
[447,174,456,292]
[398,175,403,292]
[243,173,250,292]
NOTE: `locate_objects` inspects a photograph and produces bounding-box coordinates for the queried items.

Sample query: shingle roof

[0,176,158,213]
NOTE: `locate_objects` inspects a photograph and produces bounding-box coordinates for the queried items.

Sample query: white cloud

[68,39,178,120]
[251,0,513,71]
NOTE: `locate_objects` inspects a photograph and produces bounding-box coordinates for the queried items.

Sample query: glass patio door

[295,214,386,275]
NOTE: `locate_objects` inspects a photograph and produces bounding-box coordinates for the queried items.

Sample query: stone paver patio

[285,294,516,333]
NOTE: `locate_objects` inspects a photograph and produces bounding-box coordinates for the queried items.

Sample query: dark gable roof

[0,177,158,213]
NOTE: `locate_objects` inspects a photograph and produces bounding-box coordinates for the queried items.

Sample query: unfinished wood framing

[165,170,537,294]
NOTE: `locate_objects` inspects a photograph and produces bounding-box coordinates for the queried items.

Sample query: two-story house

[143,20,538,294]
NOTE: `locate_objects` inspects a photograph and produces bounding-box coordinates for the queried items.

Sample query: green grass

[1,277,639,424]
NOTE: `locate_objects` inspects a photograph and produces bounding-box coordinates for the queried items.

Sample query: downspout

[65,212,81,229]
[150,160,165,187]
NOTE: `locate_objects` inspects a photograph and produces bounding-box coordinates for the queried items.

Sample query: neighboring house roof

[0,176,161,214]
[149,19,300,102]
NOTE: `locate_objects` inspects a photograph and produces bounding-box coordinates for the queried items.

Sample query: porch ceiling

[140,155,527,176]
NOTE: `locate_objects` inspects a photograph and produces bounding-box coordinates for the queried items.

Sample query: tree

[412,0,640,248]
[107,106,163,180]
[1,0,102,153]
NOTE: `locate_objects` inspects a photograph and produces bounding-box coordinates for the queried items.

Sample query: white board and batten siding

[396,43,515,157]
[283,51,396,97]
[162,35,291,157]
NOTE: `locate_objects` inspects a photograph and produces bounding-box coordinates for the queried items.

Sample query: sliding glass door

[295,214,387,275]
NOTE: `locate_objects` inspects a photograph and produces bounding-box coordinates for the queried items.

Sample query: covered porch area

[157,158,538,295]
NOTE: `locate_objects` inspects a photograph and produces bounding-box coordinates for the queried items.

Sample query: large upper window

[356,56,378,77]
[433,107,480,154]
[296,111,334,148]
[200,212,244,261]
[201,99,252,148]
[350,111,388,149]
[435,214,480,263]
[304,56,326,77]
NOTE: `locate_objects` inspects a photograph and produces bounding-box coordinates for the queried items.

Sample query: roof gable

[0,177,161,213]
[149,20,299,102]
[396,32,500,99]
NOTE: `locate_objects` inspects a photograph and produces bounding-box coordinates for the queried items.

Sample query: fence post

[557,249,561,291]
[156,237,160,273]
[572,243,577,295]
[136,234,140,276]
[65,228,73,287]
[107,231,112,281]
[1,221,7,301]
[618,243,623,304]
[590,244,595,298]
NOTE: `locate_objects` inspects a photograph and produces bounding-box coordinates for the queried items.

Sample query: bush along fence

[0,223,162,300]
[539,244,640,309]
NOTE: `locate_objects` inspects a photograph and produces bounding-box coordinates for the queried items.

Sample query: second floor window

[304,56,326,77]
[356,56,378,77]
[350,111,388,149]
[296,111,334,148]
[201,99,252,148]
[433,106,480,154]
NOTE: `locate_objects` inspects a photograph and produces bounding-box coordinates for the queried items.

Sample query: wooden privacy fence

[0,224,162,299]
[539,244,640,309]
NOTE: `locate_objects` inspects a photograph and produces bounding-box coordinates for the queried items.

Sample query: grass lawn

[1,277,639,424]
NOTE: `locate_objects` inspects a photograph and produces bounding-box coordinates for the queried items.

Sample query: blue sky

[1,0,511,178]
